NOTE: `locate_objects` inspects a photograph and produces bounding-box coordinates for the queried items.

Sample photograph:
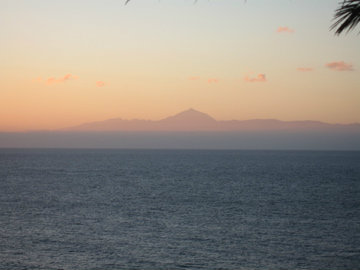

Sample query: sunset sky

[1,0,360,131]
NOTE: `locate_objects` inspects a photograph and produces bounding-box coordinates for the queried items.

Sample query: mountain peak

[160,108,216,123]
[186,108,198,113]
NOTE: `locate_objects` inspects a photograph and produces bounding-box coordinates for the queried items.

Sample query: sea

[0,149,359,270]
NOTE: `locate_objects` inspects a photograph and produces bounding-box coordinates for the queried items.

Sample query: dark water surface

[0,149,359,270]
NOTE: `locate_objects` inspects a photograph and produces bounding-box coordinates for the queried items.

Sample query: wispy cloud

[297,67,313,72]
[325,61,353,71]
[96,81,106,87]
[276,26,294,33]
[207,78,219,84]
[46,74,78,84]
[244,74,266,83]
[189,76,200,81]
[34,74,78,85]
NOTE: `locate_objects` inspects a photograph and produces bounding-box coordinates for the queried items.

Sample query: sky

[1,0,360,131]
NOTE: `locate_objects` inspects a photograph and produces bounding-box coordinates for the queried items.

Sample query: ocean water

[0,149,359,270]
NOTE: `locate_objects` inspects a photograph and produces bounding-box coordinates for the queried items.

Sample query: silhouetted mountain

[64,108,360,132]
[2,109,360,149]
[157,108,217,131]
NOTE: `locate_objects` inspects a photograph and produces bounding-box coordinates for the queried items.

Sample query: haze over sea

[1,149,359,270]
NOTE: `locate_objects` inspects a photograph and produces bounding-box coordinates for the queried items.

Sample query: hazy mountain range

[65,108,360,132]
[1,109,359,149]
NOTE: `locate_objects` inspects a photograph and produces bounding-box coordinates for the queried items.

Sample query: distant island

[1,109,360,150]
[64,108,360,132]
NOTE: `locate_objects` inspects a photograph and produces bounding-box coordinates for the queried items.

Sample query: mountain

[65,108,218,131]
[64,108,360,132]
[157,108,217,131]
[160,108,216,124]
[3,109,360,150]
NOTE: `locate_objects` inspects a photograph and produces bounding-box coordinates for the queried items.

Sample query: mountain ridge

[64,108,360,132]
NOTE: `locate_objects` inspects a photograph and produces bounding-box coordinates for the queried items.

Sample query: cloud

[276,26,294,33]
[189,76,200,80]
[207,78,219,84]
[96,81,106,87]
[244,74,266,83]
[297,67,313,72]
[325,61,353,71]
[35,74,78,85]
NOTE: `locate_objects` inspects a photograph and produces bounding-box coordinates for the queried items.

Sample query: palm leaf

[331,0,360,35]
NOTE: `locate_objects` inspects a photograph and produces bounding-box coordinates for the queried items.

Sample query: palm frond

[331,0,360,35]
